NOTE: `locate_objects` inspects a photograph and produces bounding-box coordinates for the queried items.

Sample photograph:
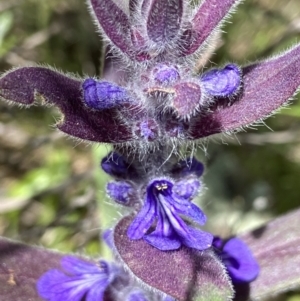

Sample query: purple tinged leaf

[190,44,300,139]
[129,0,139,17]
[89,0,133,57]
[83,78,132,110]
[147,0,183,44]
[114,216,234,301]
[102,229,114,250]
[182,0,241,55]
[0,67,133,143]
[0,236,99,301]
[238,208,300,300]
[201,64,241,97]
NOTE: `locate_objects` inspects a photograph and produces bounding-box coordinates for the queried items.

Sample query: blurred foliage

[0,0,300,299]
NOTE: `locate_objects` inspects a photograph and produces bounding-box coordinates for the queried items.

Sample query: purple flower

[201,64,241,97]
[101,152,136,179]
[37,256,119,301]
[127,179,213,251]
[106,181,134,205]
[171,157,204,178]
[83,78,133,109]
[213,237,260,284]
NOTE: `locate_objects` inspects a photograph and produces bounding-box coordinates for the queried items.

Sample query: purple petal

[61,256,101,276]
[101,152,136,178]
[222,238,259,283]
[173,178,201,200]
[201,64,241,97]
[175,222,213,250]
[37,270,91,301]
[89,0,133,57]
[182,0,241,55]
[147,0,183,43]
[127,196,157,240]
[144,211,181,251]
[212,236,224,250]
[102,229,114,249]
[134,119,159,141]
[153,64,180,85]
[171,157,204,178]
[83,78,132,109]
[85,284,107,301]
[37,257,117,301]
[0,67,133,143]
[106,181,134,205]
[144,234,181,251]
[190,44,300,139]
[165,190,206,225]
[114,216,234,301]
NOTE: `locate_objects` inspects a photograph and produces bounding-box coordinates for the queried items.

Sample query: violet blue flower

[106,181,134,205]
[213,236,260,284]
[83,78,133,110]
[127,179,213,251]
[101,152,136,179]
[37,256,119,301]
[171,157,204,178]
[201,64,241,97]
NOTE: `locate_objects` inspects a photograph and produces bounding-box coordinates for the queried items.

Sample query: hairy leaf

[236,208,300,300]
[89,0,133,57]
[0,237,67,301]
[147,0,183,43]
[114,216,234,301]
[182,0,241,55]
[190,44,300,139]
[0,67,133,143]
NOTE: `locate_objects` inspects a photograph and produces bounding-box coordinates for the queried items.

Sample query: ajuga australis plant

[1,0,300,301]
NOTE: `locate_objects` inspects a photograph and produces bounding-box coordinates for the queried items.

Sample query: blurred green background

[0,0,300,299]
